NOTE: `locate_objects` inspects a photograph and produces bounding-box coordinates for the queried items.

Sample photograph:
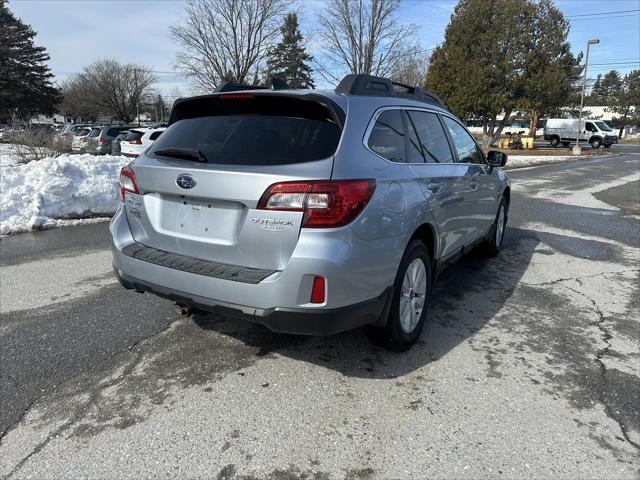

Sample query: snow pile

[0,143,22,167]
[505,155,581,169]
[1,154,130,235]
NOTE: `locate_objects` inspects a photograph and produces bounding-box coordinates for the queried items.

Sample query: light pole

[573,38,599,155]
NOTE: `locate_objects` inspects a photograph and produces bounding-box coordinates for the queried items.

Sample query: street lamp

[573,38,599,155]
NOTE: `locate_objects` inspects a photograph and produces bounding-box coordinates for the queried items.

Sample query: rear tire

[481,198,507,257]
[550,136,560,147]
[590,138,601,149]
[365,240,431,351]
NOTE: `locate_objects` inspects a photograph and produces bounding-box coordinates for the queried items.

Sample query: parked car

[71,127,94,153]
[119,127,166,157]
[544,118,618,148]
[59,124,98,147]
[111,74,510,350]
[110,131,130,155]
[85,125,133,155]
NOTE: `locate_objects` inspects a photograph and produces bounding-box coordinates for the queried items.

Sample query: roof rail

[214,77,291,93]
[335,74,446,109]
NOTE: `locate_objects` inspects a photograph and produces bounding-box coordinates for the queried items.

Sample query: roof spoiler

[335,74,446,109]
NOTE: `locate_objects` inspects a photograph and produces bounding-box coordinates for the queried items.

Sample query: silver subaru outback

[111,74,510,350]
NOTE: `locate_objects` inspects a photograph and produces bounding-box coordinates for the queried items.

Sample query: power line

[589,61,640,66]
[566,9,639,18]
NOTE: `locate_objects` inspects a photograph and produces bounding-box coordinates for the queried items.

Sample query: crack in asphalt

[1,321,176,479]
[559,281,640,452]
[520,268,640,287]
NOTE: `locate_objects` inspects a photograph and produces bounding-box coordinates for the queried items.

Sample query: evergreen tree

[610,69,640,137]
[598,70,623,104]
[427,0,579,145]
[589,74,604,103]
[265,13,314,89]
[0,0,61,121]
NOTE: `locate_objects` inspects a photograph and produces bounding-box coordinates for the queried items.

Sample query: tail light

[129,139,142,145]
[219,93,255,100]
[98,137,107,144]
[119,165,138,202]
[257,179,376,228]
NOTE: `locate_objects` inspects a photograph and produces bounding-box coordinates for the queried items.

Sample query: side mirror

[487,150,507,168]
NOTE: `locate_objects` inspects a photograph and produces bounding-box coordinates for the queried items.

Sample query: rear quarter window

[367,110,405,163]
[149,131,163,141]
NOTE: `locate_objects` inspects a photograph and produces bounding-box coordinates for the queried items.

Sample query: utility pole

[573,38,599,155]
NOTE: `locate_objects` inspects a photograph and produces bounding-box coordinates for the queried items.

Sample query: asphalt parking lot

[1,151,639,479]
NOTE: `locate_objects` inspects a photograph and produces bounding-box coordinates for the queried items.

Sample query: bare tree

[62,59,156,123]
[60,78,102,121]
[315,0,417,83]
[171,0,287,91]
[388,46,429,86]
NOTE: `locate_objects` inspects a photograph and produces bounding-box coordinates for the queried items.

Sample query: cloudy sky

[9,0,640,98]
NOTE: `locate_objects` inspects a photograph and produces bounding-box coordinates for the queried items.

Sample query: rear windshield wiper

[153,148,208,163]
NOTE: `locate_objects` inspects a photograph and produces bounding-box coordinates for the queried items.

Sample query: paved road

[1,153,639,479]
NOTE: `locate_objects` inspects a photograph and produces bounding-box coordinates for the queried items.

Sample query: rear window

[75,128,91,136]
[149,116,340,165]
[149,131,163,141]
[124,131,143,141]
[106,128,123,137]
[88,128,100,138]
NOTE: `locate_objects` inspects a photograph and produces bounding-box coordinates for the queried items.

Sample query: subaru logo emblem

[176,174,197,189]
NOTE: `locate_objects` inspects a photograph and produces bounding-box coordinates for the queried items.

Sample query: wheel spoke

[410,299,417,330]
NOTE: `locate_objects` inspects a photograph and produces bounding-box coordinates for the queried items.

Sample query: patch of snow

[0,143,22,167]
[1,153,131,235]
[504,155,582,169]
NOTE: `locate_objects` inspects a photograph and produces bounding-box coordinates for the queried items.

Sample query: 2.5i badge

[125,195,144,218]
[251,217,294,231]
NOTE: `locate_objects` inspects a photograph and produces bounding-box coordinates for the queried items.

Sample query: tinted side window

[585,122,596,132]
[407,111,453,163]
[367,110,405,163]
[149,131,163,140]
[442,116,483,164]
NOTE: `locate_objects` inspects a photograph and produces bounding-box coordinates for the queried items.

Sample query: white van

[544,118,617,148]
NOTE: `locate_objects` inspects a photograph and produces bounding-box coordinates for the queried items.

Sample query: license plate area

[156,195,243,244]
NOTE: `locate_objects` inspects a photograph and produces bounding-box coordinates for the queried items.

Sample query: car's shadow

[192,226,541,379]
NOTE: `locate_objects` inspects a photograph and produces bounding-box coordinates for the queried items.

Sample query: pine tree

[427,0,579,145]
[599,70,623,104]
[590,74,604,103]
[265,13,314,89]
[0,0,61,121]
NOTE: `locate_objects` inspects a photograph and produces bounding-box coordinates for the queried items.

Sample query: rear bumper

[114,268,391,335]
[110,205,401,335]
[86,144,111,154]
